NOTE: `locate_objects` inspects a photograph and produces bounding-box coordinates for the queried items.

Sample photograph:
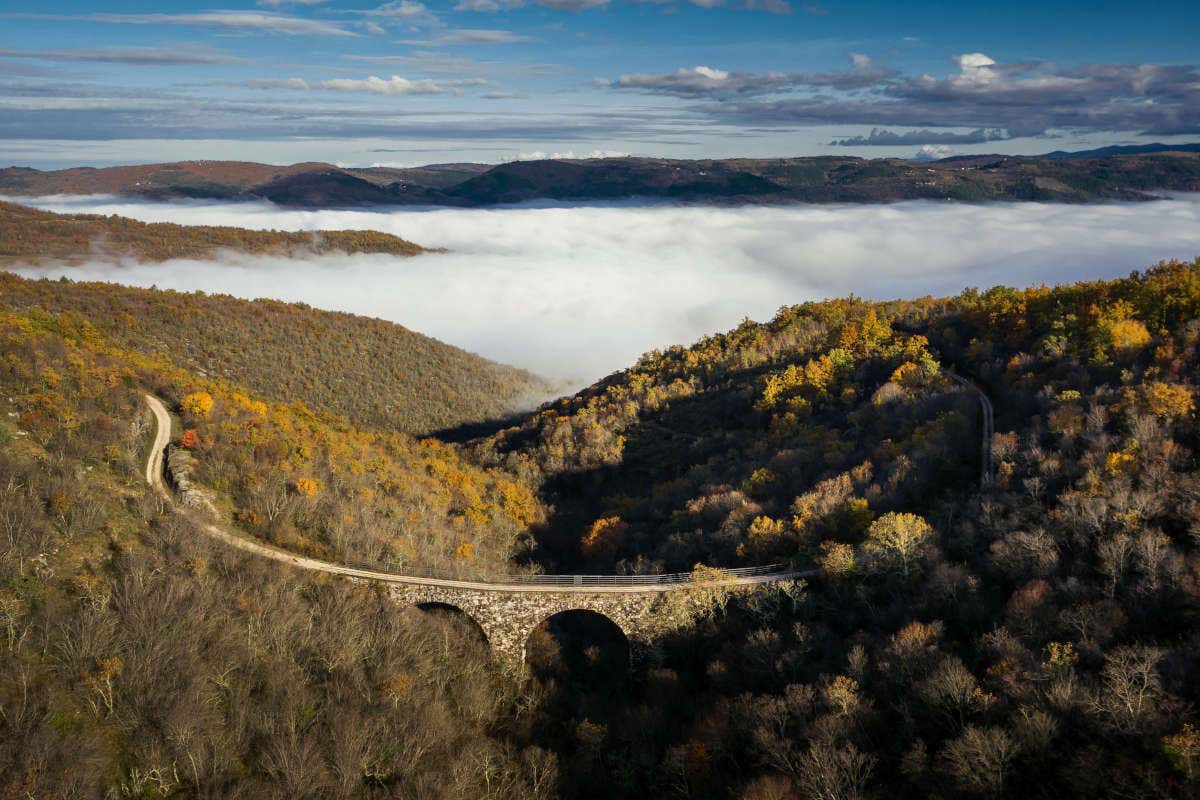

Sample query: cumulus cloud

[608,54,896,98]
[0,47,245,65]
[257,0,330,6]
[714,53,1200,137]
[4,11,355,36]
[11,196,1200,384]
[246,74,494,95]
[830,127,1011,146]
[912,144,953,161]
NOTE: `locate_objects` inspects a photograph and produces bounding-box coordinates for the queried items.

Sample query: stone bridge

[144,394,808,672]
[387,569,803,671]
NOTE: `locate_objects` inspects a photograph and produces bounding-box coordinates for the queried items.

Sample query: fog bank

[11,195,1200,384]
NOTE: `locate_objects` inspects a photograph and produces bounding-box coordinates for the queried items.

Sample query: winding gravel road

[142,395,808,594]
[143,361,993,595]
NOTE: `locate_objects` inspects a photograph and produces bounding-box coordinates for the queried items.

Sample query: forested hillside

[471,259,1200,799]
[0,273,556,434]
[1,260,1198,798]
[0,291,564,795]
[476,299,978,573]
[0,200,426,264]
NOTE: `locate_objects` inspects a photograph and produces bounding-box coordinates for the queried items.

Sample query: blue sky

[0,0,1197,167]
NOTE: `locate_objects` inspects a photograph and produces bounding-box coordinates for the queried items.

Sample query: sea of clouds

[10,195,1200,384]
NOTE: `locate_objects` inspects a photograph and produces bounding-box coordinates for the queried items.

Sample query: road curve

[939,369,995,485]
[143,395,810,594]
[145,393,172,490]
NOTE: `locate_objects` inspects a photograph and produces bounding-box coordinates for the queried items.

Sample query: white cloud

[0,47,244,65]
[849,52,872,70]
[515,149,629,159]
[955,52,996,71]
[351,1,441,28]
[256,0,330,6]
[535,0,609,10]
[609,55,896,98]
[11,196,1200,384]
[742,0,791,14]
[400,28,534,45]
[913,144,952,160]
[369,0,435,16]
[247,75,458,95]
[29,11,356,36]
[454,0,526,9]
[951,52,999,86]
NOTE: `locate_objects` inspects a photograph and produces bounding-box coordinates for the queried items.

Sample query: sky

[0,0,1197,167]
[14,194,1200,381]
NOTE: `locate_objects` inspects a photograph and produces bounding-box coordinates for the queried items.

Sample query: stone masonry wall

[387,580,782,673]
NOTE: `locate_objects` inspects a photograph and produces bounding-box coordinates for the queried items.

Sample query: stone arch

[524,608,631,675]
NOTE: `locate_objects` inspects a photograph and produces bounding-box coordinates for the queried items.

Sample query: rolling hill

[0,272,557,435]
[5,150,1200,207]
[0,199,426,264]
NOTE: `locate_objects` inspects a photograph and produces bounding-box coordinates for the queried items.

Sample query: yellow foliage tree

[1108,318,1151,354]
[889,362,923,387]
[1143,381,1194,420]
[748,515,786,543]
[181,391,214,418]
[818,540,856,577]
[1163,723,1200,781]
[294,477,320,497]
[454,540,476,563]
[1098,301,1151,357]
[1105,451,1136,476]
[861,512,934,577]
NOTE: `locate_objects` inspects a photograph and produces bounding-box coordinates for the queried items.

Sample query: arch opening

[526,609,631,688]
[414,602,490,649]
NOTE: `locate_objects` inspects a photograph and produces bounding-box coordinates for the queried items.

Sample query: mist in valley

[11,194,1200,384]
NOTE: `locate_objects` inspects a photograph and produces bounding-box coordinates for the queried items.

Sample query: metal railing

[336,559,795,586]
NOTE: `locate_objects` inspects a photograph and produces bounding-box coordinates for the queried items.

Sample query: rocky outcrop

[165,444,217,513]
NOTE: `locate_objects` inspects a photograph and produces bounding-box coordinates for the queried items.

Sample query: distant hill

[0,200,426,264]
[5,151,1200,207]
[0,272,557,434]
[0,159,488,199]
[1039,142,1200,158]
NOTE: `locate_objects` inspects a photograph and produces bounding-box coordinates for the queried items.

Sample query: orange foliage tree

[580,516,628,561]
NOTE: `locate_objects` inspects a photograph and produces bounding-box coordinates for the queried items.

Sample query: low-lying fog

[11,195,1200,384]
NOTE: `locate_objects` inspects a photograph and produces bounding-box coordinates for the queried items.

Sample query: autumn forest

[1,239,1199,798]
